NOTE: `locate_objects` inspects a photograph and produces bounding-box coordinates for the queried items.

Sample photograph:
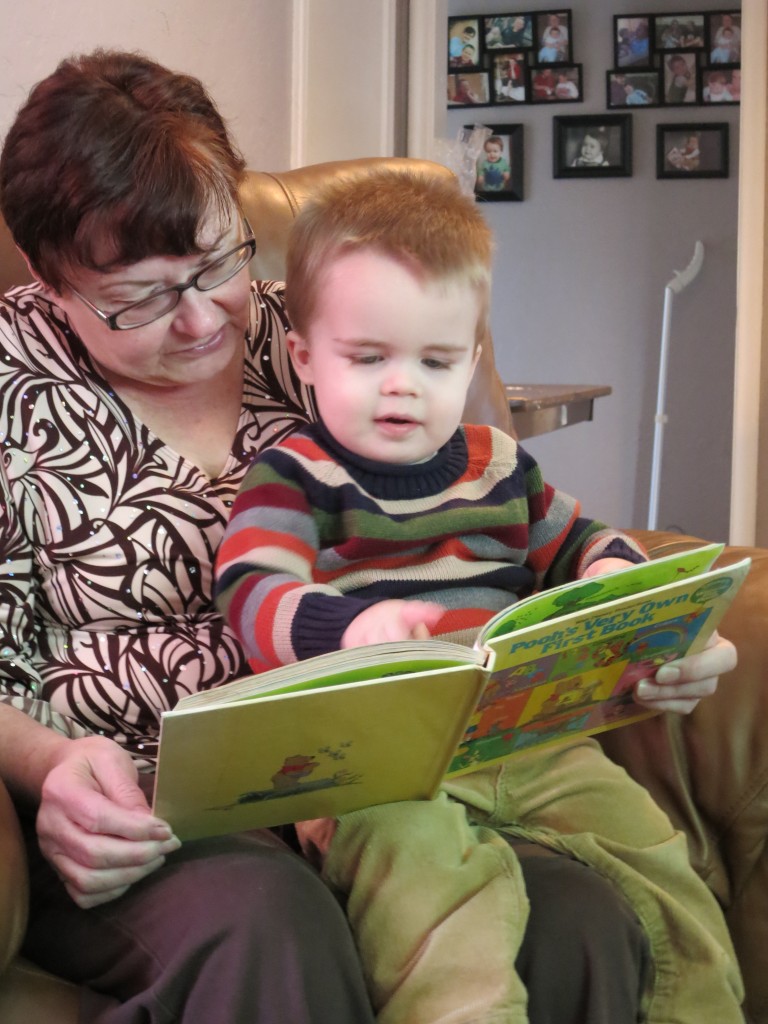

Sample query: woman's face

[49,210,251,391]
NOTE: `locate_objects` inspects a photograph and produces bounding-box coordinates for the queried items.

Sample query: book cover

[153,544,749,839]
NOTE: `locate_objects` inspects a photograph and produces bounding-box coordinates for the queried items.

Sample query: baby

[216,170,743,1024]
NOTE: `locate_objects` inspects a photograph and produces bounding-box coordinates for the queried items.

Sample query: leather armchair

[0,158,765,1023]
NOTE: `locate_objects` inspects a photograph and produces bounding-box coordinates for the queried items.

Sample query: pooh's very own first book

[153,543,749,839]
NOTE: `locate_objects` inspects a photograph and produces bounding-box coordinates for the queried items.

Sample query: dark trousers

[513,839,650,1024]
[21,822,376,1024]
[21,820,649,1024]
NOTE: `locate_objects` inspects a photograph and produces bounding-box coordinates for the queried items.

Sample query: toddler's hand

[341,600,444,649]
[581,557,637,578]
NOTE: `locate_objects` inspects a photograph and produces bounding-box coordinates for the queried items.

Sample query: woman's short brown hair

[0,49,246,291]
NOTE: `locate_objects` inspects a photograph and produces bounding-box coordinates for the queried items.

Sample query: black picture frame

[656,122,729,178]
[530,64,582,103]
[447,71,492,107]
[483,14,535,51]
[613,15,652,69]
[468,124,525,201]
[490,51,529,104]
[533,10,573,64]
[661,51,698,105]
[706,11,741,65]
[654,13,706,53]
[553,114,632,179]
[606,69,661,109]
[701,67,741,104]
[448,16,482,70]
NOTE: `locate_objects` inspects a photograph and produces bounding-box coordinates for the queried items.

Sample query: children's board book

[154,543,749,839]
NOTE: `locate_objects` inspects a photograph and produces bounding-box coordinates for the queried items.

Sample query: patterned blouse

[0,280,311,762]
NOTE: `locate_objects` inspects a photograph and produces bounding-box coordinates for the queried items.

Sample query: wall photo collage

[448,8,739,197]
[448,11,584,107]
[608,11,741,109]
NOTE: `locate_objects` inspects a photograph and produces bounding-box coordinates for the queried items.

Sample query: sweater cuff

[292,592,381,661]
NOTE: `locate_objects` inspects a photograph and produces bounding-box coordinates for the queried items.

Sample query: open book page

[175,641,484,710]
[477,542,724,642]
[446,555,749,777]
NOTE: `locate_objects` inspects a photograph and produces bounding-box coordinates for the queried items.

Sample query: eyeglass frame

[65,216,257,331]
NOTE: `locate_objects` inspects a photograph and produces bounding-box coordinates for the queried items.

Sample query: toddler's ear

[286,330,314,384]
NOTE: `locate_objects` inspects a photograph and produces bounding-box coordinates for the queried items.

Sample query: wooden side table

[506,384,612,439]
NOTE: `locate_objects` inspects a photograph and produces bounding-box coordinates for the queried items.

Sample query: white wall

[0,0,293,170]
[445,0,740,538]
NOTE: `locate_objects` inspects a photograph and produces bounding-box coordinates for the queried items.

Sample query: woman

[0,48,373,1023]
[0,49,737,1023]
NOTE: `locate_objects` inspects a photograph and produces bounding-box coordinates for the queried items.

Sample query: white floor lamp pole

[647,241,705,531]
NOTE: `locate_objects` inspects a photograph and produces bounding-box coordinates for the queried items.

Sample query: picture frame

[613,15,652,69]
[530,64,582,104]
[468,124,524,201]
[706,11,741,65]
[534,10,573,64]
[656,122,729,179]
[606,69,661,109]
[661,52,698,105]
[447,72,491,107]
[701,67,741,104]
[484,14,534,51]
[448,16,482,70]
[654,14,706,53]
[553,114,632,179]
[490,51,529,104]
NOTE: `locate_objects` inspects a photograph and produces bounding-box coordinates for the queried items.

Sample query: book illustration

[211,744,362,810]
[448,605,714,774]
[480,541,725,640]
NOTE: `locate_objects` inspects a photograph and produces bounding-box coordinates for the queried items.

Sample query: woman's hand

[37,735,180,908]
[633,631,737,715]
[342,600,444,649]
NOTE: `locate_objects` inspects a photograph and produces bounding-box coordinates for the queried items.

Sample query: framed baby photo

[530,64,582,104]
[606,69,661,109]
[656,122,729,179]
[553,114,632,179]
[706,11,741,65]
[661,52,698,105]
[534,10,573,64]
[654,14,706,52]
[468,124,524,201]
[613,15,652,69]
[701,67,741,104]
[447,72,491,107]
[490,52,529,104]
[484,14,534,51]
[448,17,482,70]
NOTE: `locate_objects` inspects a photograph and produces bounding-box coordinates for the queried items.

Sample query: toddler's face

[485,143,503,163]
[288,250,481,464]
[581,135,603,161]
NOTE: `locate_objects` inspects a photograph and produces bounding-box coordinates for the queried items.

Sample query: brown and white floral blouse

[0,280,311,763]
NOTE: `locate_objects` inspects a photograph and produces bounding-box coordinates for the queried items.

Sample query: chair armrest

[601,529,768,1021]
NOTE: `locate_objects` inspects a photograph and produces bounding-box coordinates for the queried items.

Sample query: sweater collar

[308,419,469,499]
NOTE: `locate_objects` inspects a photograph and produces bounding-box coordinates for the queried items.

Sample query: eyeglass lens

[114,242,254,328]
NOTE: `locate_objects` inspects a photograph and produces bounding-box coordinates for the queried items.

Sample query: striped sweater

[215,421,646,671]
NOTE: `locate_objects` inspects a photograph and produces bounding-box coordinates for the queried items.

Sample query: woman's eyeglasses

[67,218,257,331]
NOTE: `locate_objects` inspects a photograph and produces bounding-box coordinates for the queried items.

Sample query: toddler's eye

[350,354,382,365]
[422,358,450,370]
